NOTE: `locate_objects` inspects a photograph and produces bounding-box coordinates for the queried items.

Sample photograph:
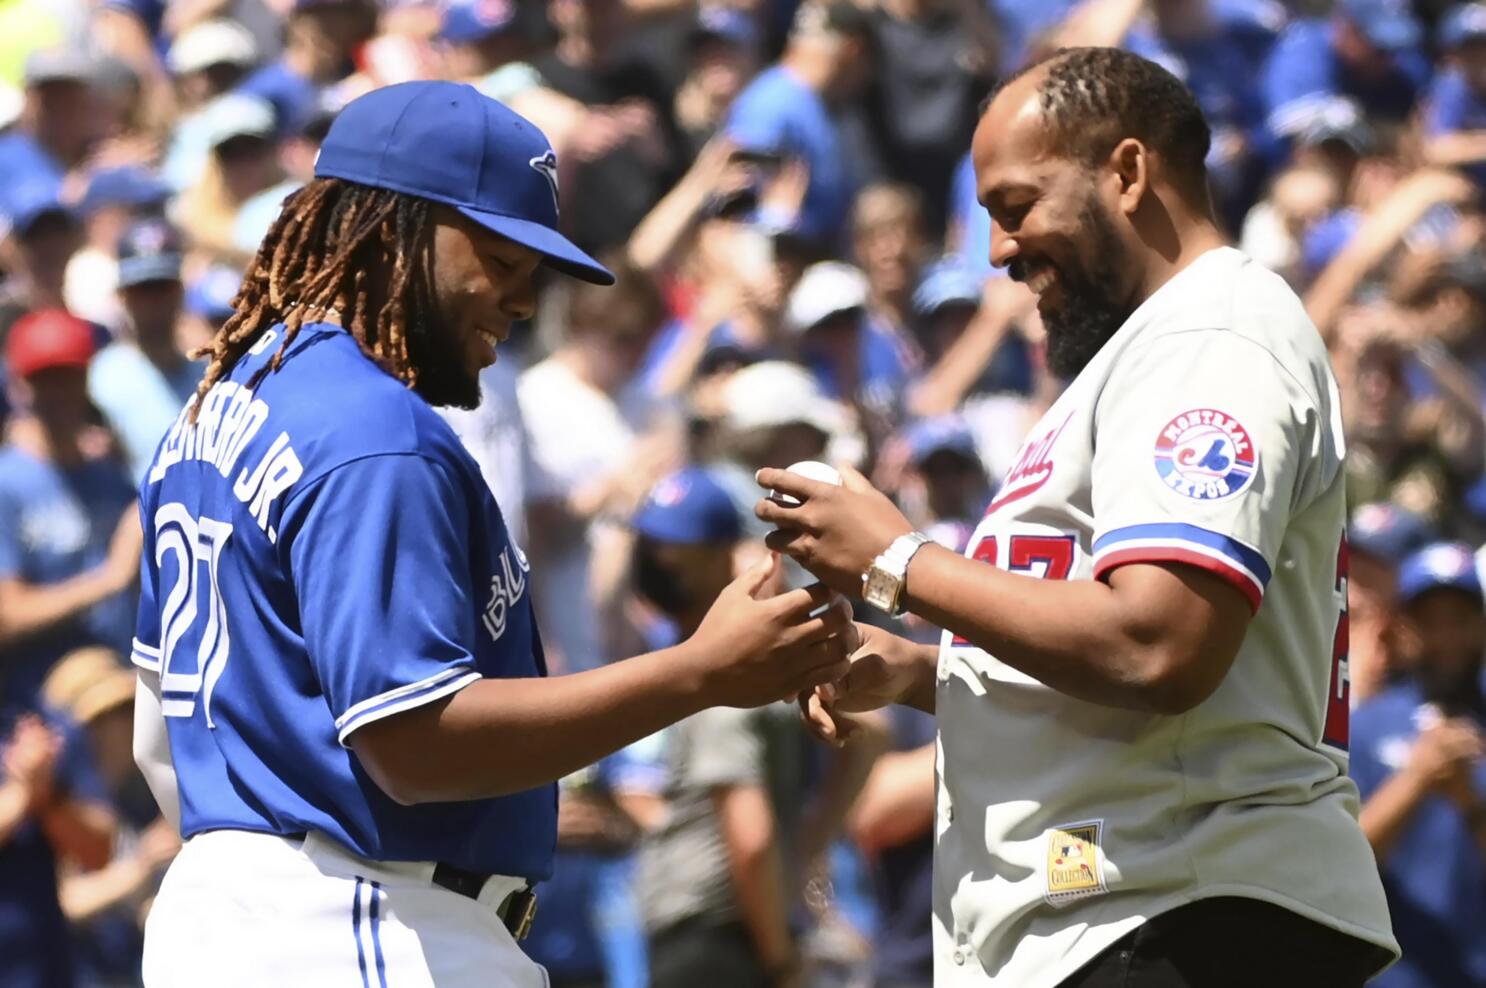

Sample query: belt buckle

[503,886,538,940]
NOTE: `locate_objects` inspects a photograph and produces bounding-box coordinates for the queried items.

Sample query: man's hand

[686,553,857,709]
[799,623,935,746]
[754,464,914,597]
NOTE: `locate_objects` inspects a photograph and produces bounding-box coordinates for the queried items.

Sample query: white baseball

[769,460,843,506]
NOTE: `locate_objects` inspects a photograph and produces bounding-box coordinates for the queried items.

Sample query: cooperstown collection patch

[1153,408,1257,501]
[1045,819,1107,907]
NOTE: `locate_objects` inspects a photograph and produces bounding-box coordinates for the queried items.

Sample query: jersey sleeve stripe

[131,638,163,672]
[1093,545,1264,613]
[1093,522,1272,585]
[334,668,482,747]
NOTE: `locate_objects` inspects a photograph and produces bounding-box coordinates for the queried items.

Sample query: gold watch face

[864,568,897,611]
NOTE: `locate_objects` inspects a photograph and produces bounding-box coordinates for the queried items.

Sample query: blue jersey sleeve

[283,452,483,746]
[0,486,19,581]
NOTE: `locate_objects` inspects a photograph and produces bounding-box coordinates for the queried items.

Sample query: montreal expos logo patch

[1153,408,1257,501]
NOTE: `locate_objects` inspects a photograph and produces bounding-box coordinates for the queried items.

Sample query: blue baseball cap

[632,467,742,545]
[314,81,613,285]
[1349,502,1433,564]
[186,264,243,322]
[913,257,984,317]
[1339,0,1421,51]
[4,180,77,238]
[1442,3,1486,48]
[79,166,171,216]
[902,415,979,466]
[1398,542,1483,604]
[117,217,184,287]
[688,8,758,51]
[439,0,518,44]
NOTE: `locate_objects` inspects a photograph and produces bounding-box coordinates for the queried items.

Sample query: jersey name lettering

[148,380,304,544]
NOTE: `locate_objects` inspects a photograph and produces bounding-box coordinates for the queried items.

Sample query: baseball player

[128,81,853,988]
[756,49,1401,987]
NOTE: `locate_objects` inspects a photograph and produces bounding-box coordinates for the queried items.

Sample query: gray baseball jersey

[932,247,1398,986]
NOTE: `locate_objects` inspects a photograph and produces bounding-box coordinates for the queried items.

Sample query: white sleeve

[133,668,181,831]
[1090,329,1323,613]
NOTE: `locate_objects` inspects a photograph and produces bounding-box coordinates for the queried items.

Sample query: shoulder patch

[1153,408,1257,501]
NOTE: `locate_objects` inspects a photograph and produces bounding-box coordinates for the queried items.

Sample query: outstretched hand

[798,622,933,746]
[754,463,913,597]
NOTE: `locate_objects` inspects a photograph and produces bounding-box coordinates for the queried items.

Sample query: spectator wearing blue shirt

[987,0,1080,75]
[1346,503,1434,707]
[784,261,912,450]
[0,310,141,711]
[1352,543,1486,988]
[724,1,873,247]
[1124,0,1282,229]
[1423,3,1486,189]
[236,0,373,134]
[0,711,117,988]
[88,218,205,484]
[1262,0,1430,153]
[0,48,102,222]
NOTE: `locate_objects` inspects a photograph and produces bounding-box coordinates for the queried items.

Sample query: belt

[432,861,538,940]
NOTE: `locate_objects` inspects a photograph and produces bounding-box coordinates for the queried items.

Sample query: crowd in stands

[1,0,1485,985]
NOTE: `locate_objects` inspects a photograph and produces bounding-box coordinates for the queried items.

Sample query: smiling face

[972,71,1142,380]
[415,205,540,408]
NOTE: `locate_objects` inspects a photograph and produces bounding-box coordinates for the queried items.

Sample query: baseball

[769,460,843,506]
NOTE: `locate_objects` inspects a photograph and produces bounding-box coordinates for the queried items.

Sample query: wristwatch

[862,532,932,616]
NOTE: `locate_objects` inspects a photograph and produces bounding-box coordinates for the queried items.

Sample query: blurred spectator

[1123,0,1282,230]
[180,263,241,354]
[0,187,83,341]
[230,90,338,256]
[784,260,911,450]
[709,359,852,538]
[0,310,139,710]
[0,711,117,988]
[436,0,541,101]
[850,183,928,347]
[631,466,875,988]
[0,48,101,215]
[1348,502,1435,706]
[519,255,671,672]
[847,706,935,988]
[1424,3,1486,186]
[724,1,874,247]
[673,9,758,160]
[237,0,375,134]
[87,218,204,483]
[63,165,171,329]
[1264,0,1430,146]
[861,0,996,237]
[442,354,533,546]
[1353,542,1486,988]
[534,0,679,253]
[167,18,260,113]
[41,646,179,986]
[178,93,282,259]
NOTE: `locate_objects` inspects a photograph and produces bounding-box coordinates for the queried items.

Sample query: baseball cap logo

[529,150,559,214]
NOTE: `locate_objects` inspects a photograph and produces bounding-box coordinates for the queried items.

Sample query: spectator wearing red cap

[0,309,140,712]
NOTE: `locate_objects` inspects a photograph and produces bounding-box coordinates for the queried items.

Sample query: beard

[1018,200,1133,380]
[407,311,483,410]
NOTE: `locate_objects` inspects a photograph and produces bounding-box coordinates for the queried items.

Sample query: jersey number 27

[154,503,234,726]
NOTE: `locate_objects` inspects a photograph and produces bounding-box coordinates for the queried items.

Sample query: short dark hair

[996,47,1212,196]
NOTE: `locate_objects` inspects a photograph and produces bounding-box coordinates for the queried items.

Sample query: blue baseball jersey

[130,322,557,879]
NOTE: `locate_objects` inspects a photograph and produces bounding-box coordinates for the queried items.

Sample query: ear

[1108,138,1149,217]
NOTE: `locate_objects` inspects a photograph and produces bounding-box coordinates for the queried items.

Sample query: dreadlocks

[188,178,437,421]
